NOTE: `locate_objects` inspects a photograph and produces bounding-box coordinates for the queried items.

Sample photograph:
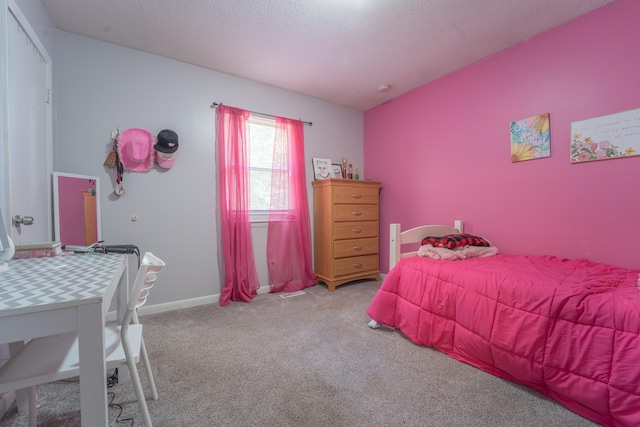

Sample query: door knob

[13,215,34,227]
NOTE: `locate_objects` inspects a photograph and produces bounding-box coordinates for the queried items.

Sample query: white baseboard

[106,284,271,321]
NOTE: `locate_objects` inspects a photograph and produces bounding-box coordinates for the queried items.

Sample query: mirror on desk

[53,172,102,246]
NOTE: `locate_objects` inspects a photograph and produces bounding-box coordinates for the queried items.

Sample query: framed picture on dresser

[331,164,343,179]
[312,158,332,180]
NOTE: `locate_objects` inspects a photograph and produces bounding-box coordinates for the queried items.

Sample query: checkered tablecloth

[0,253,124,312]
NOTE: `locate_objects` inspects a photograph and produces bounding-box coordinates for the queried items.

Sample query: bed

[366,221,640,427]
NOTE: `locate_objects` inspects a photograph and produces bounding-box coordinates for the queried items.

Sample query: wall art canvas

[570,107,640,163]
[510,113,551,162]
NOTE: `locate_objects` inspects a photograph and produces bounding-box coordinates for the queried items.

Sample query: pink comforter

[366,255,640,426]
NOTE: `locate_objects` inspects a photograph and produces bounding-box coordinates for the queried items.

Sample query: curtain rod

[210,102,312,127]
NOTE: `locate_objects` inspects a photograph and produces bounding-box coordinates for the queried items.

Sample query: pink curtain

[216,105,260,306]
[267,118,316,293]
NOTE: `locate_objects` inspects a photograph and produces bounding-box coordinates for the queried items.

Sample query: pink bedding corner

[366,254,640,426]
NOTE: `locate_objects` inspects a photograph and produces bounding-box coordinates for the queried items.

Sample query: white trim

[4,0,53,240]
[7,0,51,64]
[106,285,271,321]
[52,172,102,243]
[0,0,8,218]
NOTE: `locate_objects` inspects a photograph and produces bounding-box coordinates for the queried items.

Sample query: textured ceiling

[40,0,613,111]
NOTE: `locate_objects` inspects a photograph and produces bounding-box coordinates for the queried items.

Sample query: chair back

[123,252,165,327]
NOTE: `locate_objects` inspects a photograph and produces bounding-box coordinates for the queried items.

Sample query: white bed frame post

[390,223,401,271]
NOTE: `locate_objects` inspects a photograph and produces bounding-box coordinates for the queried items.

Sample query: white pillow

[417,244,498,260]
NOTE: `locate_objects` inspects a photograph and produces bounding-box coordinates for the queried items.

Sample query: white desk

[0,253,127,426]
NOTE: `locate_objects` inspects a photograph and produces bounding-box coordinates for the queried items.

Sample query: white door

[3,1,52,243]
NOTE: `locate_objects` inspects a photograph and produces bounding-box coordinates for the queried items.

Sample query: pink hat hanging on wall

[117,128,155,172]
[154,129,179,169]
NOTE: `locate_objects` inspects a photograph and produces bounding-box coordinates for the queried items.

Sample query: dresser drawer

[333,185,379,205]
[334,204,378,222]
[334,237,378,258]
[334,221,378,240]
[334,255,379,277]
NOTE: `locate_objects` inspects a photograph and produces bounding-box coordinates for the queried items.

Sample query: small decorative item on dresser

[341,158,347,178]
[348,164,353,179]
[355,167,359,180]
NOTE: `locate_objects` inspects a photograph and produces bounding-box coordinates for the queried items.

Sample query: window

[248,116,286,220]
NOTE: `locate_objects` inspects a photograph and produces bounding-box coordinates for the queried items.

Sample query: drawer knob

[352,229,362,234]
[352,263,363,268]
[351,194,362,199]
[353,246,363,251]
[352,211,362,216]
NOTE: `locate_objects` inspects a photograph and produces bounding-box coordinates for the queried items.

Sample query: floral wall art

[570,108,640,163]
[510,113,550,162]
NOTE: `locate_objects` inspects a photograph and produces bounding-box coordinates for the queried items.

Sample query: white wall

[51,30,364,307]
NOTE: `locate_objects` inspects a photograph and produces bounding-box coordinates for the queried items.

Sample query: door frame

[0,0,53,239]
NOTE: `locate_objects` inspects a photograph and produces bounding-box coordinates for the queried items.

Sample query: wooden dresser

[312,179,381,291]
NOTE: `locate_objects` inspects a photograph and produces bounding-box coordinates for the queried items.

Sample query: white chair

[0,252,165,427]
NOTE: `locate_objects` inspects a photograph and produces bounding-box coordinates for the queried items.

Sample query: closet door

[3,0,52,243]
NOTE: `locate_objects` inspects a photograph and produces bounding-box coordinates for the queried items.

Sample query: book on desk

[12,241,62,259]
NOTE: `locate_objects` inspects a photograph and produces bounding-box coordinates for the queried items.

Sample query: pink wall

[364,0,640,272]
